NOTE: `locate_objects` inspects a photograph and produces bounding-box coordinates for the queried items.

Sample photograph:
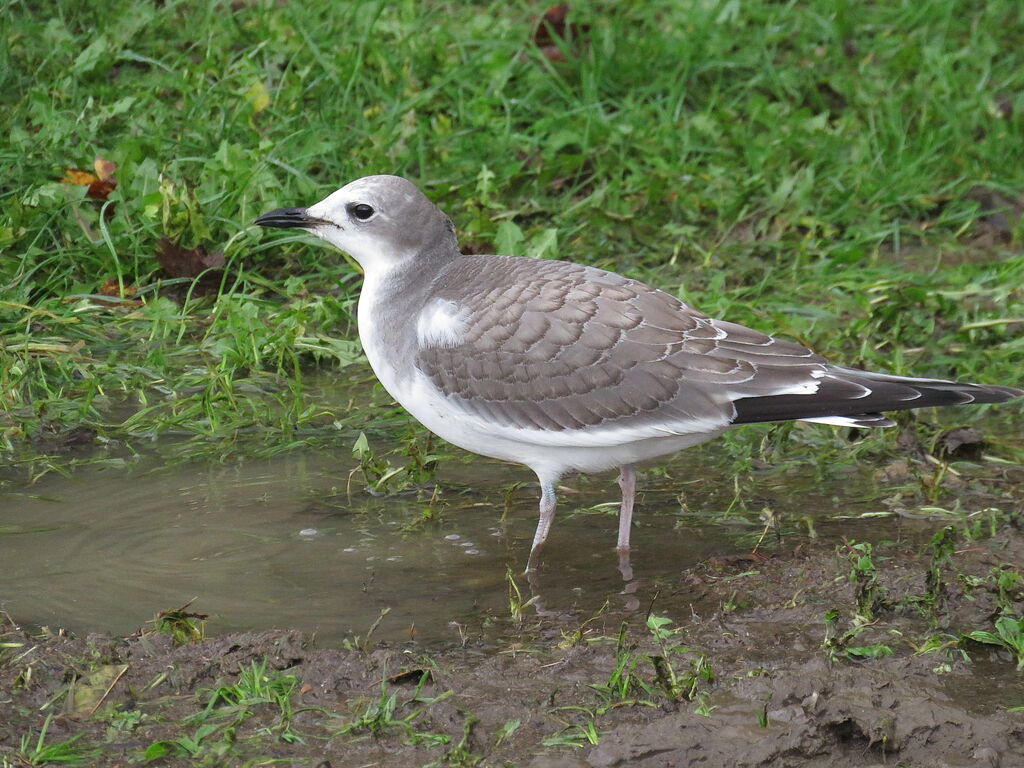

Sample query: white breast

[356,263,411,404]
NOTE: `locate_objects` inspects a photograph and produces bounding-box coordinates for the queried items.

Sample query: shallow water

[0,421,953,647]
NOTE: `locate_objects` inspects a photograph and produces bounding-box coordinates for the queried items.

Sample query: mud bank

[2,524,1022,767]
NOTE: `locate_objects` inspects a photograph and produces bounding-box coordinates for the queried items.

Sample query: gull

[256,175,1022,570]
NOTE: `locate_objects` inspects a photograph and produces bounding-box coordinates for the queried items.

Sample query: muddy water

[2,434,937,651]
[1,426,939,646]
[4,389,1023,768]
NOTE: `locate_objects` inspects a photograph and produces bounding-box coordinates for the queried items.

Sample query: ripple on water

[0,437,931,646]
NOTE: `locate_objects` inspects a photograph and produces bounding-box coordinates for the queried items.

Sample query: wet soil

[2,522,1023,767]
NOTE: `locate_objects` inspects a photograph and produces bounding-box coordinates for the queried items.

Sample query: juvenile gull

[256,175,1023,570]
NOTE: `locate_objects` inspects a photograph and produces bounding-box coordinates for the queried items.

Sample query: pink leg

[526,481,557,572]
[617,464,636,551]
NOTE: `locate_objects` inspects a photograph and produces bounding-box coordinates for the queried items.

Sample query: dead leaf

[98,278,137,298]
[155,237,225,278]
[706,553,770,569]
[94,156,116,180]
[531,4,588,62]
[935,426,986,459]
[60,156,117,201]
[87,177,116,201]
[61,168,97,186]
[155,237,226,297]
[31,424,98,453]
[386,668,432,686]
[64,664,129,718]
[876,458,913,484]
[965,185,1024,244]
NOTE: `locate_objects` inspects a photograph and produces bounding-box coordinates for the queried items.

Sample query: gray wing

[415,256,828,435]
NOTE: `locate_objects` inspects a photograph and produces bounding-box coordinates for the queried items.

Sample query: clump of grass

[842,540,885,621]
[645,615,715,709]
[921,526,957,618]
[145,659,306,761]
[17,713,99,766]
[550,614,716,747]
[350,430,443,496]
[341,607,391,653]
[192,661,303,741]
[1,0,1021,473]
[505,569,540,624]
[966,616,1024,671]
[821,609,894,662]
[992,567,1024,615]
[146,601,207,645]
[542,718,601,749]
[338,670,452,746]
[588,622,650,705]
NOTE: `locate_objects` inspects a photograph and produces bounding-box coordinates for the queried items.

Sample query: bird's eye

[348,203,375,221]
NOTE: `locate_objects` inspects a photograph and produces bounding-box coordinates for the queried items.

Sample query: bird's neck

[356,247,463,390]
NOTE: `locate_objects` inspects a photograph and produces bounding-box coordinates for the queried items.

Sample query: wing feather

[415,257,820,436]
[413,255,1022,439]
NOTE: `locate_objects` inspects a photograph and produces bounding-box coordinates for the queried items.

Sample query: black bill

[254,207,327,229]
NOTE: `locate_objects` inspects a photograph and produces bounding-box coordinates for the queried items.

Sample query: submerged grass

[1,0,1022,474]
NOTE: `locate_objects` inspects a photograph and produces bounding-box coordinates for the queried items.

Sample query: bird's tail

[731,367,1023,427]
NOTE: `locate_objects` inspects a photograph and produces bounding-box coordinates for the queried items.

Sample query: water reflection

[0,434,952,647]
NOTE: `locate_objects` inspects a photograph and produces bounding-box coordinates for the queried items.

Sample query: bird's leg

[616,466,639,609]
[617,547,633,582]
[617,464,636,552]
[525,481,557,572]
[614,468,638,614]
[618,551,639,612]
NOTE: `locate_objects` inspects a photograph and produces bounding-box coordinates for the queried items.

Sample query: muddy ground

[2,520,1023,768]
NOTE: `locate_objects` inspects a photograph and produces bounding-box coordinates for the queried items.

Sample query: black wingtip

[732,374,1023,427]
[979,384,1024,403]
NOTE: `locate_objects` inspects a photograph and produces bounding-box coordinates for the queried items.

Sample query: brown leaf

[965,185,1024,244]
[94,156,116,180]
[155,237,225,278]
[534,4,571,47]
[89,155,117,201]
[876,458,913,484]
[536,44,566,62]
[61,168,98,186]
[935,426,986,459]
[706,553,770,569]
[386,668,432,686]
[531,4,588,62]
[60,157,117,201]
[87,178,117,201]
[31,424,98,453]
[155,237,226,297]
[97,277,137,298]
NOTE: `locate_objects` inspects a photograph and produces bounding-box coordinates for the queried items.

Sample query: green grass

[967,615,1024,670]
[337,669,453,745]
[16,714,99,766]
[2,0,1022,470]
[144,660,305,761]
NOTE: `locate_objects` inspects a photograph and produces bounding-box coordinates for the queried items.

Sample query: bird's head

[255,175,457,271]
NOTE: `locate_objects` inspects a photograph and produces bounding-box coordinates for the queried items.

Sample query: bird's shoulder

[423,253,821,364]
[427,254,706,348]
